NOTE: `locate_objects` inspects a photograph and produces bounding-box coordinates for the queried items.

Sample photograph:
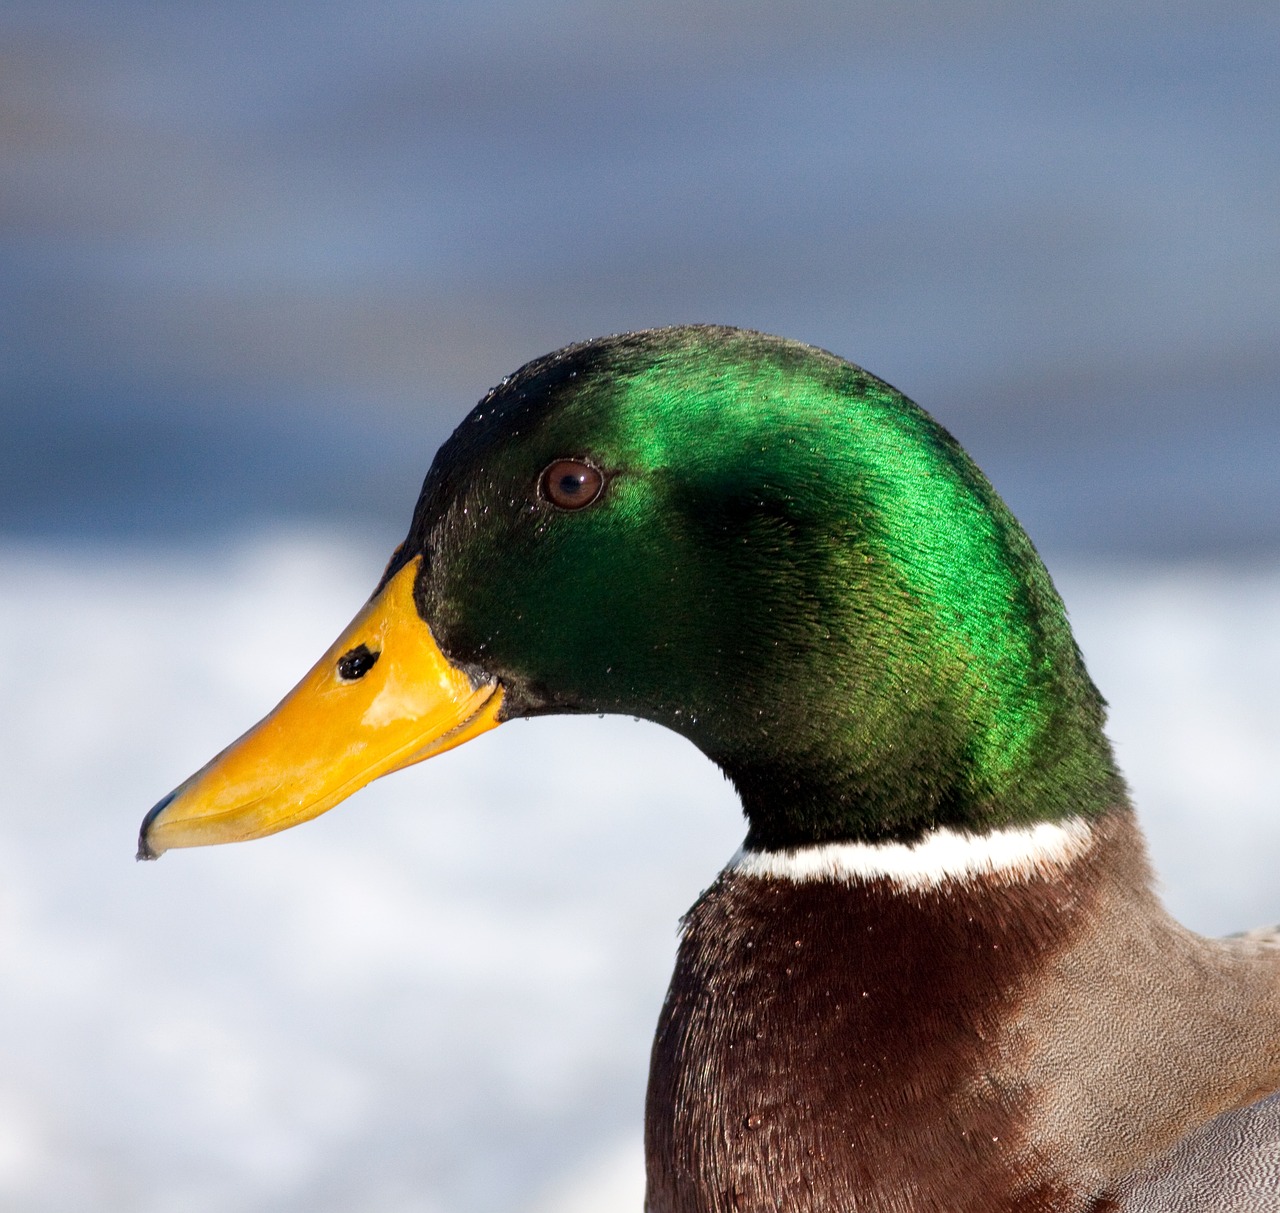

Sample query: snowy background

[2,2,1278,1210]
[2,538,1279,1212]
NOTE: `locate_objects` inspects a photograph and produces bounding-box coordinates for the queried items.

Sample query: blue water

[2,2,1277,551]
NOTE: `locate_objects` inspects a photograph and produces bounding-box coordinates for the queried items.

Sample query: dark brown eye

[540,459,605,510]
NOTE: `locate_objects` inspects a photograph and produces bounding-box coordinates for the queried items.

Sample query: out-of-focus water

[2,1,1277,552]
[1,536,1278,1211]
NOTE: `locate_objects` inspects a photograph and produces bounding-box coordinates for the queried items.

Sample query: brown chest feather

[643,814,1280,1213]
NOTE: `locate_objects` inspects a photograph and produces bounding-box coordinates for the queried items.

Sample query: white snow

[1,534,1277,1211]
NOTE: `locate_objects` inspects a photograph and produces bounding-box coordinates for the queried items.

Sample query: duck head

[140,326,1124,860]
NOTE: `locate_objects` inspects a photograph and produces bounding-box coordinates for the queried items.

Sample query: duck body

[140,327,1280,1210]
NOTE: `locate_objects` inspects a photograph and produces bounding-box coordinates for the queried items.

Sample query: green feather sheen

[408,327,1126,848]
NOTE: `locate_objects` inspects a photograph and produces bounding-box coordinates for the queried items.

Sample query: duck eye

[337,644,380,681]
[540,459,605,510]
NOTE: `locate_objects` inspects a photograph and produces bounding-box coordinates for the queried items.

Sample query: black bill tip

[137,789,178,861]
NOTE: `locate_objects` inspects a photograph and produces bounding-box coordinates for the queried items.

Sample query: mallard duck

[140,326,1280,1211]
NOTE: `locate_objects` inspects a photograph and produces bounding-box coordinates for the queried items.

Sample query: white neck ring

[729,818,1095,892]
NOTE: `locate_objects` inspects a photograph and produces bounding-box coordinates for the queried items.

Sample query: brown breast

[643,810,1280,1213]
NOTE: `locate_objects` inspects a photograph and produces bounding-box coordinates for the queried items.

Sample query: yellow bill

[138,556,503,859]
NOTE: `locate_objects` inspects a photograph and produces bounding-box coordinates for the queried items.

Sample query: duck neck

[709,533,1128,851]
[727,694,1128,849]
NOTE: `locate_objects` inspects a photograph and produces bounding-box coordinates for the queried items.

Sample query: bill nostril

[337,644,380,681]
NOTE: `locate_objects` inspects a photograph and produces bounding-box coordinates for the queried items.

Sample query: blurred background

[1,2,1277,1210]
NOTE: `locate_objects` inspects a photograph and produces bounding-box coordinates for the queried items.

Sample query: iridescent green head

[140,326,1126,859]
[386,326,1124,849]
